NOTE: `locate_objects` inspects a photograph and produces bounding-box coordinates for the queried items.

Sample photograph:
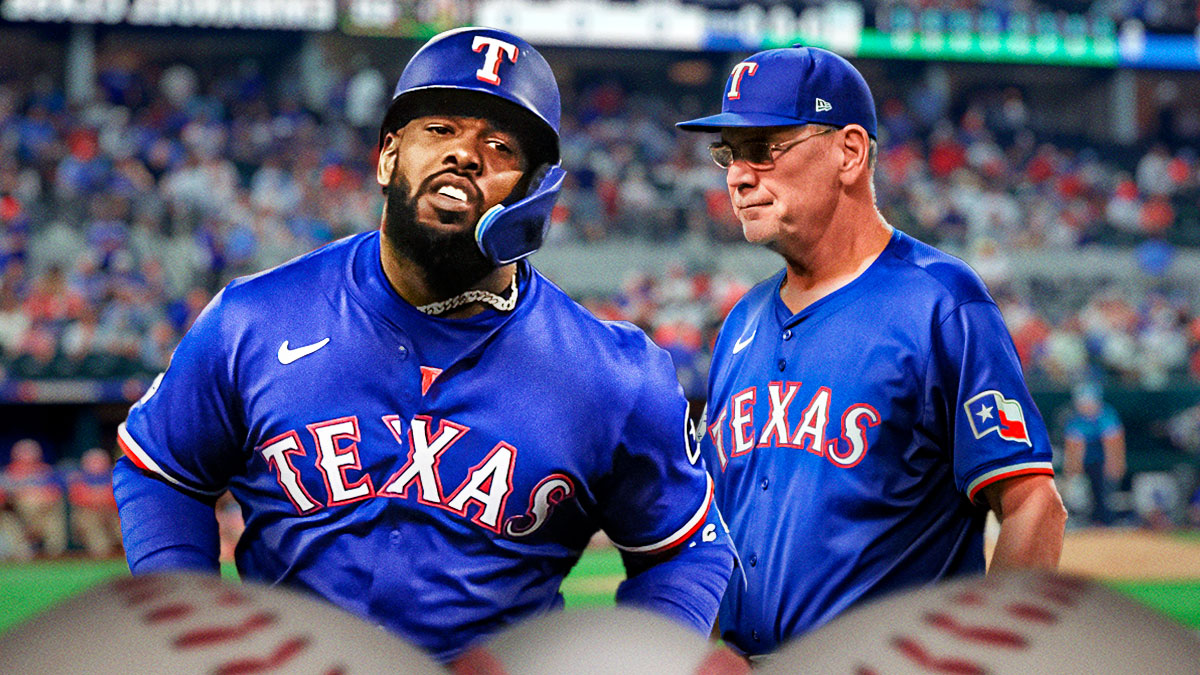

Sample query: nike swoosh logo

[277,338,330,365]
[732,331,756,354]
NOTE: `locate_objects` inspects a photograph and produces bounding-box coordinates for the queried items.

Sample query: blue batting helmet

[380,26,561,161]
[380,26,564,265]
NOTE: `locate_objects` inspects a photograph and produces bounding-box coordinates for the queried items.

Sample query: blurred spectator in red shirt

[23,265,86,324]
[2,438,66,556]
[67,448,121,558]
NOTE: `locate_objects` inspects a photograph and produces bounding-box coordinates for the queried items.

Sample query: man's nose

[726,158,759,192]
[445,138,483,174]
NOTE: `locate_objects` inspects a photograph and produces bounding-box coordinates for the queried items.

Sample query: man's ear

[837,124,871,187]
[376,132,399,190]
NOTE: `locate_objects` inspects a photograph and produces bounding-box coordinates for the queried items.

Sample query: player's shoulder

[187,233,365,342]
[214,233,365,313]
[881,230,994,307]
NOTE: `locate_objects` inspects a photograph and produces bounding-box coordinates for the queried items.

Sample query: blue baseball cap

[677,46,876,138]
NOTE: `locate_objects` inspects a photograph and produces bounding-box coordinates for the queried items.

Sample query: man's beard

[382,172,497,299]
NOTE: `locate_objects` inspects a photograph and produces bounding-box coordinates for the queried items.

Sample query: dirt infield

[1055,529,1200,580]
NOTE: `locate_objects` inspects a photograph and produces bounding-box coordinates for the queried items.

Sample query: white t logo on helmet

[472,36,520,85]
[727,62,759,100]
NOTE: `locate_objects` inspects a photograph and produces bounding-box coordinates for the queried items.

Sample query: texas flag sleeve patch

[963,390,1032,446]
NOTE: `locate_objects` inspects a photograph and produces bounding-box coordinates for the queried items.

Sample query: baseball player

[114,27,733,663]
[676,46,1067,657]
[1062,383,1125,525]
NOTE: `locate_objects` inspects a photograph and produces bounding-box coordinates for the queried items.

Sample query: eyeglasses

[708,127,836,169]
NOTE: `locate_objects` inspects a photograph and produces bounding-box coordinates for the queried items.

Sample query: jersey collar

[773,228,904,328]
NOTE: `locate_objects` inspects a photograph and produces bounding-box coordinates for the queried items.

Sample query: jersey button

[748,554,757,567]
[752,630,760,642]
[782,329,792,341]
[761,478,769,491]
[397,345,410,359]
[777,359,786,371]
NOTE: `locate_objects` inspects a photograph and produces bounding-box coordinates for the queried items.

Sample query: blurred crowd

[0,439,120,559]
[1,31,1200,560]
[0,40,1199,389]
[996,283,1200,390]
[685,0,1200,35]
[868,0,1200,34]
[0,435,252,562]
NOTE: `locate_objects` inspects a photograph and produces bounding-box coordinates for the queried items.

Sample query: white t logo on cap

[472,36,520,85]
[727,62,758,100]
[815,98,832,112]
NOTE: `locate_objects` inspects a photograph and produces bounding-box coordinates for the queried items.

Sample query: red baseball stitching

[1006,603,1058,625]
[892,636,988,675]
[143,603,195,624]
[211,636,311,675]
[173,612,278,649]
[924,611,1029,649]
[952,591,986,606]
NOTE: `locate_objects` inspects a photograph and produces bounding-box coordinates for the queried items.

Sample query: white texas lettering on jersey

[710,382,878,471]
[379,415,466,503]
[505,474,575,537]
[729,388,757,457]
[706,407,729,470]
[472,36,519,85]
[256,413,569,537]
[758,382,800,448]
[445,442,515,531]
[258,431,321,513]
[829,405,881,468]
[309,417,373,505]
[791,386,831,455]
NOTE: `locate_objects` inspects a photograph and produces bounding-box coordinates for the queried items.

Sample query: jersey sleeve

[117,288,243,496]
[933,300,1054,503]
[596,342,715,554]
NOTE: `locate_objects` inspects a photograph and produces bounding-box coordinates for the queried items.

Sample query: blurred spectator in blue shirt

[1063,383,1126,525]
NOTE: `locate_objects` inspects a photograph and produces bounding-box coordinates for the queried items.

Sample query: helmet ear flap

[509,163,552,205]
[475,164,566,265]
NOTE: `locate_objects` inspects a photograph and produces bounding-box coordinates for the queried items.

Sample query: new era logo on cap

[815,98,832,112]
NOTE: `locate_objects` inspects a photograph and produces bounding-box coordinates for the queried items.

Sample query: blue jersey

[1063,405,1122,466]
[117,230,718,660]
[700,229,1053,656]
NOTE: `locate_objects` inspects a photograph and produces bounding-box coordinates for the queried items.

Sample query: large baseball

[759,569,1200,674]
[0,572,444,673]
[477,607,723,675]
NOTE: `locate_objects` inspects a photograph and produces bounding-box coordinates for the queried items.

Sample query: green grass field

[3,548,1199,636]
